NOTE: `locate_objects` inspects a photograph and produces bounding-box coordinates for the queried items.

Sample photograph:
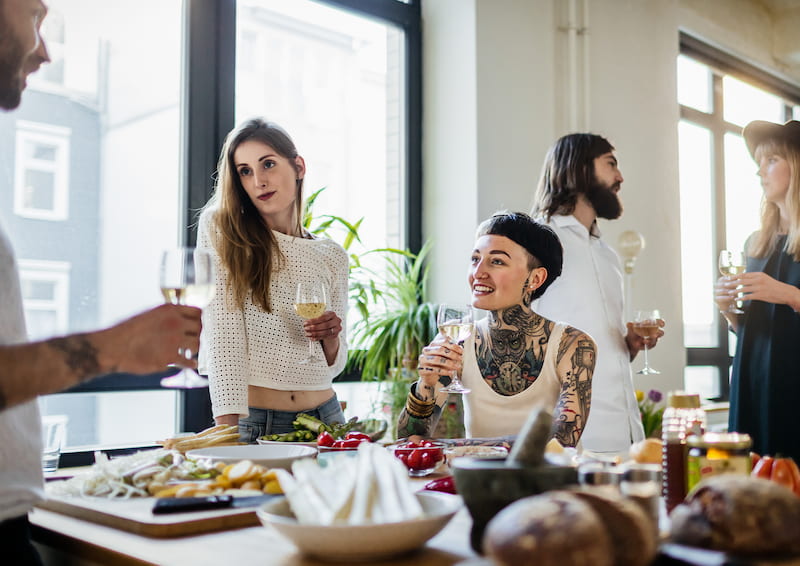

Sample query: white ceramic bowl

[256,491,462,561]
[256,439,318,449]
[187,444,317,470]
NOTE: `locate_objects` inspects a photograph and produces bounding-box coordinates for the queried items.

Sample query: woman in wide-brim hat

[716,119,800,461]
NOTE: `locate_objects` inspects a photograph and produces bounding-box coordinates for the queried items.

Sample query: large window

[0,0,420,459]
[677,34,800,401]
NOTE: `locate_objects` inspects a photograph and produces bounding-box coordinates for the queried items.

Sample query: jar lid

[667,391,701,408]
[687,432,752,449]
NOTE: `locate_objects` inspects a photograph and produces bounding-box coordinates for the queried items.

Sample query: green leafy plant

[636,389,665,439]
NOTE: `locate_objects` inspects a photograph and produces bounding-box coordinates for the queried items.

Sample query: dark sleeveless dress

[729,236,800,461]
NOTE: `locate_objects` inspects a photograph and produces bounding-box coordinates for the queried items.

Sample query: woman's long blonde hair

[203,118,305,312]
[749,140,800,261]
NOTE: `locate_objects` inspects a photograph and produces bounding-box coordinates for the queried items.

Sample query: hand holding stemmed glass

[294,281,328,365]
[436,304,474,394]
[717,250,746,314]
[632,309,662,375]
[159,247,215,388]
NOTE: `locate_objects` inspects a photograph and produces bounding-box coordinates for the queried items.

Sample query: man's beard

[0,22,27,110]
[586,178,623,220]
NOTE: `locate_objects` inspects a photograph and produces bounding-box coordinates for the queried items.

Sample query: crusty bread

[670,475,800,557]
[483,491,613,566]
[629,438,662,465]
[573,487,658,566]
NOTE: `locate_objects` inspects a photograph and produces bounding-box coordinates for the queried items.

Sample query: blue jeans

[239,395,345,443]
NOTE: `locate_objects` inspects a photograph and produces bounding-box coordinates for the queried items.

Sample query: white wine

[632,322,659,340]
[294,302,326,319]
[161,284,215,307]
[439,322,474,344]
[719,264,745,277]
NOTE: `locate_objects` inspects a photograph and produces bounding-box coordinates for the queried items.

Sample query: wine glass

[633,309,661,375]
[295,281,327,365]
[159,247,215,388]
[436,304,474,394]
[718,250,746,314]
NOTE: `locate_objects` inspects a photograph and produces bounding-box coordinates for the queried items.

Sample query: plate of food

[187,444,317,470]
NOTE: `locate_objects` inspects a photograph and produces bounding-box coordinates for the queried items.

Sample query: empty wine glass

[295,281,327,365]
[718,250,746,314]
[436,304,474,394]
[159,247,215,388]
[633,309,661,375]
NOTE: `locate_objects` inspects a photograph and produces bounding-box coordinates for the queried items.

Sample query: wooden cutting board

[36,495,262,538]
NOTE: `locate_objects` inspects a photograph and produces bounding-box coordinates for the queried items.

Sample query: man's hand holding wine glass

[98,303,203,375]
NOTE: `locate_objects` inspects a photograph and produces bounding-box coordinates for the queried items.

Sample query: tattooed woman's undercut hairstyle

[476,211,563,300]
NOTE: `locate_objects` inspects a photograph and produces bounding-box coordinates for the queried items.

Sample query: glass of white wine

[295,281,327,365]
[718,250,746,314]
[633,309,661,375]
[436,304,474,394]
[159,247,215,388]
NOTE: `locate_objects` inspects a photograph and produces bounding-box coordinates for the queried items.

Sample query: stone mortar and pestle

[451,408,579,553]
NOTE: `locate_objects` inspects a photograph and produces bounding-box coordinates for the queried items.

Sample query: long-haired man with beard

[531,133,664,456]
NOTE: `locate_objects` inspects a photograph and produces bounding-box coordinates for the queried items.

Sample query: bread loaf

[573,488,658,566]
[670,475,800,557]
[483,491,613,566]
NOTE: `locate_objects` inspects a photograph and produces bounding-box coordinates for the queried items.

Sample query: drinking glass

[718,250,746,314]
[159,247,215,388]
[295,281,327,365]
[633,309,661,375]
[436,304,474,394]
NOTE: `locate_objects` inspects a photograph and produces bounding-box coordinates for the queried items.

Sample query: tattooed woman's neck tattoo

[477,305,552,395]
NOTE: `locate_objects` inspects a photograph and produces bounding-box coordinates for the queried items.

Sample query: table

[29,470,481,566]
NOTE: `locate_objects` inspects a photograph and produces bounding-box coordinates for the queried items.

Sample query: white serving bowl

[256,439,318,449]
[187,444,317,470]
[256,491,462,562]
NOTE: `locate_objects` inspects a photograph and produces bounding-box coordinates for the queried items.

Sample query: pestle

[505,407,553,468]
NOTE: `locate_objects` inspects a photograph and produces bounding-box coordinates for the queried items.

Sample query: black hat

[742,119,800,159]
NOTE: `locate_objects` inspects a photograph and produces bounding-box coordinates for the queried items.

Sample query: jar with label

[686,432,752,492]
[662,391,706,514]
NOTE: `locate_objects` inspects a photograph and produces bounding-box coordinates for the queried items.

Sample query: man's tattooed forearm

[49,335,102,379]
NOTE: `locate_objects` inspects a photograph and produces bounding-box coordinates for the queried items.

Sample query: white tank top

[461,319,566,438]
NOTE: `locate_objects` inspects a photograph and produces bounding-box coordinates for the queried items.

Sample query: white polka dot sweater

[197,208,349,419]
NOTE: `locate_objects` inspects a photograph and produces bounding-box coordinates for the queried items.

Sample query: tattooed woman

[397,212,596,447]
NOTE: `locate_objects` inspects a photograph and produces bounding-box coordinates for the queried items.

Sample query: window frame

[13,120,71,221]
[679,32,800,401]
[54,0,421,463]
[18,259,71,339]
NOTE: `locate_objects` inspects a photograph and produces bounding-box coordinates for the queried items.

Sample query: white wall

[421,0,800,397]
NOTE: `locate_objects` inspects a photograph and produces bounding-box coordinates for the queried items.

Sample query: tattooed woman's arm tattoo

[551,327,596,447]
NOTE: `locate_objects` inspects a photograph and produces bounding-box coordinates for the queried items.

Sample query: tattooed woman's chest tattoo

[475,307,552,396]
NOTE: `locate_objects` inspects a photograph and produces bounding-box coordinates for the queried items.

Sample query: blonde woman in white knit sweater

[198,118,348,441]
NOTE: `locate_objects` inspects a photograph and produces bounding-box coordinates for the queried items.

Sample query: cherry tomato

[752,455,775,479]
[407,449,423,470]
[345,432,372,442]
[317,431,335,447]
[421,440,433,448]
[424,476,457,494]
[338,438,362,448]
[787,458,800,497]
[750,452,760,472]
[420,451,434,469]
[771,458,796,491]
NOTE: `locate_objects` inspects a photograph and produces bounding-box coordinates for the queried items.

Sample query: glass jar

[686,432,752,492]
[662,391,706,514]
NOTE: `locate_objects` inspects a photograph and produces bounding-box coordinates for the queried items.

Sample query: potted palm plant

[303,190,462,438]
